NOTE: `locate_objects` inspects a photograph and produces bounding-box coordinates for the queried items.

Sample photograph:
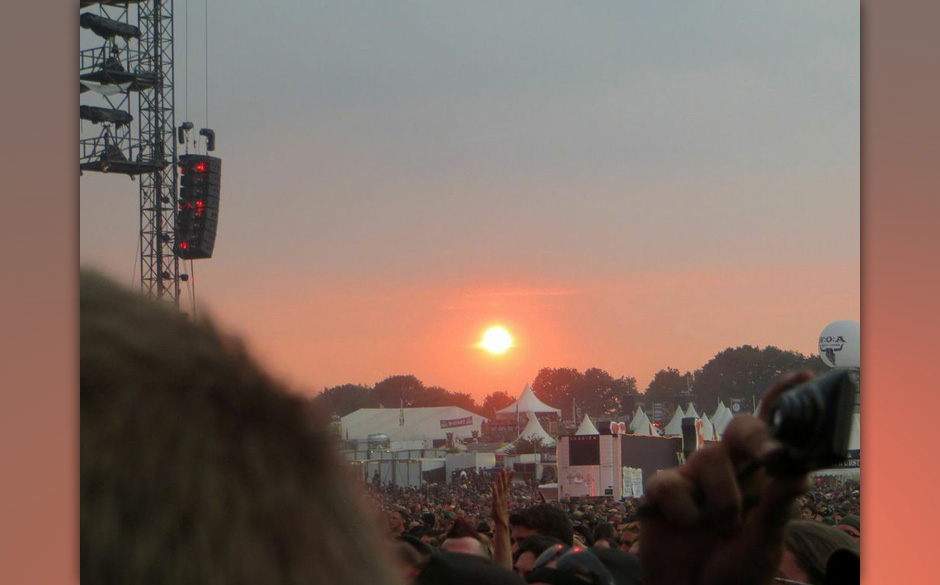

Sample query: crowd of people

[80,270,861,585]
[367,469,860,584]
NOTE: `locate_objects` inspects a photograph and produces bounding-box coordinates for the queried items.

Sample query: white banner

[621,467,643,498]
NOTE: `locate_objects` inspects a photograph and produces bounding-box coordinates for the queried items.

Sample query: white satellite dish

[818,320,860,368]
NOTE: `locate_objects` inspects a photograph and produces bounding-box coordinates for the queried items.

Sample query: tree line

[312,345,827,421]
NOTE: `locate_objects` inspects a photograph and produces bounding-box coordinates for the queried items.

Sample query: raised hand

[639,372,814,585]
[490,468,515,569]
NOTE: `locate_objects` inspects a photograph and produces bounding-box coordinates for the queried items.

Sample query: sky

[79,2,860,402]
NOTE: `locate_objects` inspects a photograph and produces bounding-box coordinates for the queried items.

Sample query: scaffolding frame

[80,0,179,304]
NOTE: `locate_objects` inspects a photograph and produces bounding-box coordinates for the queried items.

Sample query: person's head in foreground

[835,514,860,540]
[80,269,400,585]
[510,505,574,552]
[441,517,492,558]
[513,534,563,578]
[778,520,860,585]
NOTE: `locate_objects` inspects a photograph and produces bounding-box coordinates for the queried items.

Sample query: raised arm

[490,468,515,570]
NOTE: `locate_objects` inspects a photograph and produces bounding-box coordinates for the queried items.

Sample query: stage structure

[81,0,180,303]
[556,423,686,501]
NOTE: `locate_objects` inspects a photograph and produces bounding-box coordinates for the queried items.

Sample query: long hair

[784,520,859,585]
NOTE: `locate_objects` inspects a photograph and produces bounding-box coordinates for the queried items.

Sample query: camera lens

[768,381,827,450]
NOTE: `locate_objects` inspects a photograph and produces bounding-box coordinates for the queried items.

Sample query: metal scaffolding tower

[80,0,179,304]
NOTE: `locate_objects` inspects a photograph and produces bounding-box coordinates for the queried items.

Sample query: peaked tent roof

[685,403,699,418]
[575,414,600,435]
[496,384,562,416]
[629,406,647,432]
[699,413,716,442]
[630,409,660,437]
[712,407,734,437]
[499,411,556,450]
[712,401,728,421]
[663,406,686,437]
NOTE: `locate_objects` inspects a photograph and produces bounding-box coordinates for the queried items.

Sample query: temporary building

[629,409,660,437]
[575,414,600,436]
[662,406,686,437]
[699,413,716,442]
[498,411,556,450]
[496,384,562,418]
[628,406,648,433]
[684,403,699,419]
[712,400,728,422]
[341,406,486,443]
[711,406,734,437]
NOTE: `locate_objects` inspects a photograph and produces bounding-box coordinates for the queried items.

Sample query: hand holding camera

[638,370,857,585]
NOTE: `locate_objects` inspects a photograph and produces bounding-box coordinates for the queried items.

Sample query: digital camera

[765,369,858,477]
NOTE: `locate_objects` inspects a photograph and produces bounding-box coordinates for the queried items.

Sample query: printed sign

[440,416,473,429]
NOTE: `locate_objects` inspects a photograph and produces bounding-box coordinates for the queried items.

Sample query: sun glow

[480,326,513,354]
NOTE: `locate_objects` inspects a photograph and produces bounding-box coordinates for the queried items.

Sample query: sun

[479,326,513,354]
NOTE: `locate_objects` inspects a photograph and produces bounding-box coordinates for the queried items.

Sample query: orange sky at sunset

[203,262,859,402]
[80,3,858,408]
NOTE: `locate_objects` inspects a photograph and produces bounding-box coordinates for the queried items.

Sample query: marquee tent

[662,406,686,437]
[341,406,486,443]
[575,414,599,436]
[629,406,648,433]
[712,401,728,422]
[711,406,734,437]
[498,411,556,449]
[699,413,716,442]
[629,409,660,437]
[496,384,562,418]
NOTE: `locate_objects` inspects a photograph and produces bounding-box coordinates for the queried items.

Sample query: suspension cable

[205,0,210,129]
[189,258,198,319]
[131,232,140,290]
[184,0,189,124]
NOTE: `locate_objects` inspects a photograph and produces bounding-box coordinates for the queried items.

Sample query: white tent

[712,400,728,422]
[629,405,648,433]
[662,406,686,437]
[575,414,599,436]
[630,409,660,437]
[499,411,555,450]
[711,407,734,437]
[699,413,716,442]
[341,406,486,443]
[496,384,562,418]
[684,403,699,418]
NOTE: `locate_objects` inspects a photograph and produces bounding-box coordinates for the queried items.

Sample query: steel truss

[80,0,179,305]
